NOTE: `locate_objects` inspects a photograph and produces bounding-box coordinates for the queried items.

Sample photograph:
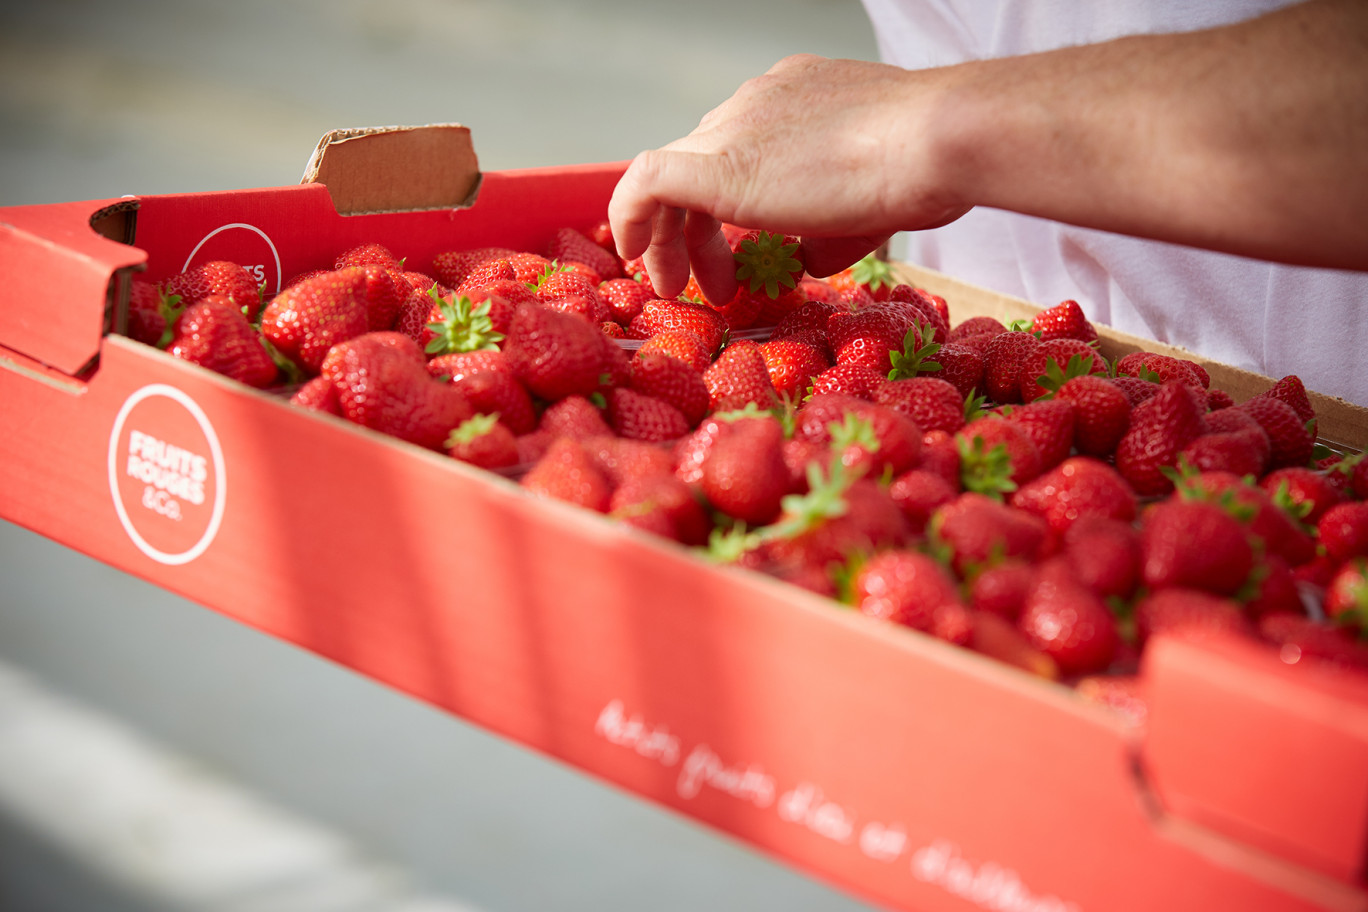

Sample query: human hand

[608,54,972,304]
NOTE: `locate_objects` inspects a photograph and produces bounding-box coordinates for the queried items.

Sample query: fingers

[684,212,738,306]
[800,234,894,278]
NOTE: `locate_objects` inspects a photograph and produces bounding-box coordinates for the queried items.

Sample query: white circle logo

[107,384,227,565]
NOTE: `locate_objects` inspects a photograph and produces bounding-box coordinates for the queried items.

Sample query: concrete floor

[0,1,887,910]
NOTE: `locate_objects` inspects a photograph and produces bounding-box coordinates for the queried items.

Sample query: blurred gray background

[0,1,886,910]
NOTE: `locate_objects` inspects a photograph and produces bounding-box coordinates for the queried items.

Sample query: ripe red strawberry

[445,413,519,470]
[700,413,792,526]
[1018,559,1120,676]
[335,242,402,271]
[423,292,507,356]
[1054,374,1130,458]
[504,251,554,284]
[430,247,517,288]
[164,260,263,321]
[957,415,1043,492]
[883,288,948,343]
[604,387,689,443]
[1062,516,1142,601]
[427,348,510,381]
[289,375,341,415]
[873,377,965,434]
[521,436,613,512]
[773,298,843,342]
[1324,557,1368,633]
[1252,374,1317,437]
[760,336,832,402]
[852,549,966,633]
[502,303,608,402]
[1242,554,1304,620]
[810,362,887,400]
[582,435,677,488]
[1114,352,1205,390]
[628,299,728,354]
[1110,375,1161,407]
[539,394,613,440]
[1018,339,1107,403]
[455,257,517,293]
[1180,470,1318,568]
[827,307,910,373]
[320,332,473,450]
[1237,396,1315,470]
[449,369,538,435]
[166,295,279,388]
[763,472,909,576]
[826,253,896,301]
[610,474,711,545]
[547,226,622,281]
[1319,501,1368,563]
[754,286,808,327]
[1203,406,1272,472]
[926,342,986,400]
[950,316,1007,342]
[1135,588,1253,647]
[1178,432,1268,478]
[795,394,923,478]
[969,559,1035,622]
[1005,398,1076,470]
[260,267,371,375]
[1141,498,1256,596]
[731,229,806,297]
[1114,380,1207,497]
[598,277,654,325]
[888,468,958,534]
[629,350,709,427]
[1011,456,1137,535]
[1261,467,1344,525]
[982,331,1042,404]
[1258,611,1368,671]
[125,278,181,347]
[918,429,963,491]
[704,340,779,412]
[931,492,1050,576]
[636,329,712,374]
[1031,299,1098,343]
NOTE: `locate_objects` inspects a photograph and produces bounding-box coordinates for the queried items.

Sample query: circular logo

[181,222,283,296]
[108,385,226,565]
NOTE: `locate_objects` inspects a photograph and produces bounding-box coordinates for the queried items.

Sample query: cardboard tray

[2,125,1367,912]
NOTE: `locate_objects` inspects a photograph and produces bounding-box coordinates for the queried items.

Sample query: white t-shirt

[861,0,1368,407]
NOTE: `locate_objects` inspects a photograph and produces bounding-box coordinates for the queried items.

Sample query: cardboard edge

[301,124,482,216]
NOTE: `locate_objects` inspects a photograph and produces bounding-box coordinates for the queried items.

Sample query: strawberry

[1018,559,1120,677]
[629,350,710,427]
[703,340,779,412]
[1237,396,1315,470]
[731,229,806,298]
[918,429,963,491]
[931,492,1050,576]
[125,278,181,348]
[1261,467,1344,525]
[502,303,608,402]
[1252,374,1317,437]
[583,435,677,488]
[873,377,965,434]
[797,276,843,304]
[1206,389,1235,410]
[1135,588,1253,647]
[1061,516,1142,601]
[852,549,966,633]
[427,348,511,381]
[957,415,1043,492]
[1010,456,1137,535]
[539,394,613,440]
[1114,352,1205,390]
[1179,470,1318,568]
[504,251,554,284]
[164,260,263,321]
[969,558,1035,622]
[827,307,910,373]
[700,412,792,526]
[609,474,711,545]
[320,332,473,450]
[335,242,402,271]
[1054,374,1131,458]
[827,253,896,301]
[1110,375,1161,408]
[454,258,517,294]
[1141,497,1256,596]
[1004,398,1075,470]
[424,292,507,356]
[1324,557,1368,633]
[926,342,986,400]
[547,226,622,281]
[1018,340,1106,403]
[445,413,519,470]
[1178,432,1268,479]
[888,468,958,534]
[810,362,887,400]
[637,329,712,374]
[449,369,538,435]
[971,610,1062,680]
[754,286,808,327]
[883,289,948,343]
[1318,501,1368,563]
[598,277,654,325]
[165,295,278,388]
[759,336,832,402]
[1074,675,1148,725]
[795,394,923,478]
[260,267,371,375]
[521,436,613,512]
[1242,554,1305,620]
[1258,612,1368,672]
[1203,406,1272,473]
[628,299,728,354]
[604,387,689,443]
[289,375,341,415]
[762,469,909,575]
[950,315,1007,342]
[1114,380,1207,497]
[1031,299,1097,343]
[773,298,843,342]
[982,330,1041,404]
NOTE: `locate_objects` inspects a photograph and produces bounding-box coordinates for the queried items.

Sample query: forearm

[932,0,1368,270]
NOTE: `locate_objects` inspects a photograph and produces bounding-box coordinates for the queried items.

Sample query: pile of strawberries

[126,220,1368,720]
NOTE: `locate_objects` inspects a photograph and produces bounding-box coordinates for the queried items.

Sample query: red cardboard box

[2,125,1367,912]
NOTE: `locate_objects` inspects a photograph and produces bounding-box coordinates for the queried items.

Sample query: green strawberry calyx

[1033,353,1098,398]
[425,289,504,355]
[153,289,186,350]
[734,231,803,298]
[848,253,896,294]
[957,434,1017,500]
[445,412,502,449]
[887,321,943,380]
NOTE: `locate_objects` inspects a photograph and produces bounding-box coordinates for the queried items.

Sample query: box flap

[0,199,146,377]
[301,124,481,216]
